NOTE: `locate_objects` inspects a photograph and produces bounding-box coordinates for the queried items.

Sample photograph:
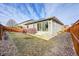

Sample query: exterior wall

[52,20,55,34]
[48,20,53,34]
[52,20,63,35]
[18,24,27,29]
[48,19,64,35]
[28,24,34,28]
[33,23,37,31]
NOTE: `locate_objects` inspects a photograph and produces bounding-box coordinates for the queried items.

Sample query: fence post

[0,24,3,40]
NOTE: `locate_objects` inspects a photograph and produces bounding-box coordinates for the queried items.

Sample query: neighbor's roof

[71,20,79,26]
[17,16,64,25]
[74,20,79,24]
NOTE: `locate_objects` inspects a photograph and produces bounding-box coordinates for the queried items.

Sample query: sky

[0,3,79,25]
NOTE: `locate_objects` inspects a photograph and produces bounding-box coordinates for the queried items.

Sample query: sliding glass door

[37,21,48,31]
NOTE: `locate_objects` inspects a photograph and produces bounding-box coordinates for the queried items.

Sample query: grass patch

[9,32,54,56]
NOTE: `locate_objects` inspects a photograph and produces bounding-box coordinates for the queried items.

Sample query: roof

[71,20,79,26]
[17,16,64,25]
[17,19,34,25]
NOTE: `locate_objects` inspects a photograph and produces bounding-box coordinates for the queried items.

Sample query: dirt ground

[0,32,77,56]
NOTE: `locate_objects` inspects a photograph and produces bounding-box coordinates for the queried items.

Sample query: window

[37,22,41,31]
[44,21,48,31]
[37,21,48,31]
[27,25,29,28]
[18,26,23,28]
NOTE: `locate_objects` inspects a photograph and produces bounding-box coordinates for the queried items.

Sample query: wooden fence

[66,21,79,55]
[0,24,24,40]
[0,24,37,40]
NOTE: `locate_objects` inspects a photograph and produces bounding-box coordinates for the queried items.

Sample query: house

[16,16,64,40]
